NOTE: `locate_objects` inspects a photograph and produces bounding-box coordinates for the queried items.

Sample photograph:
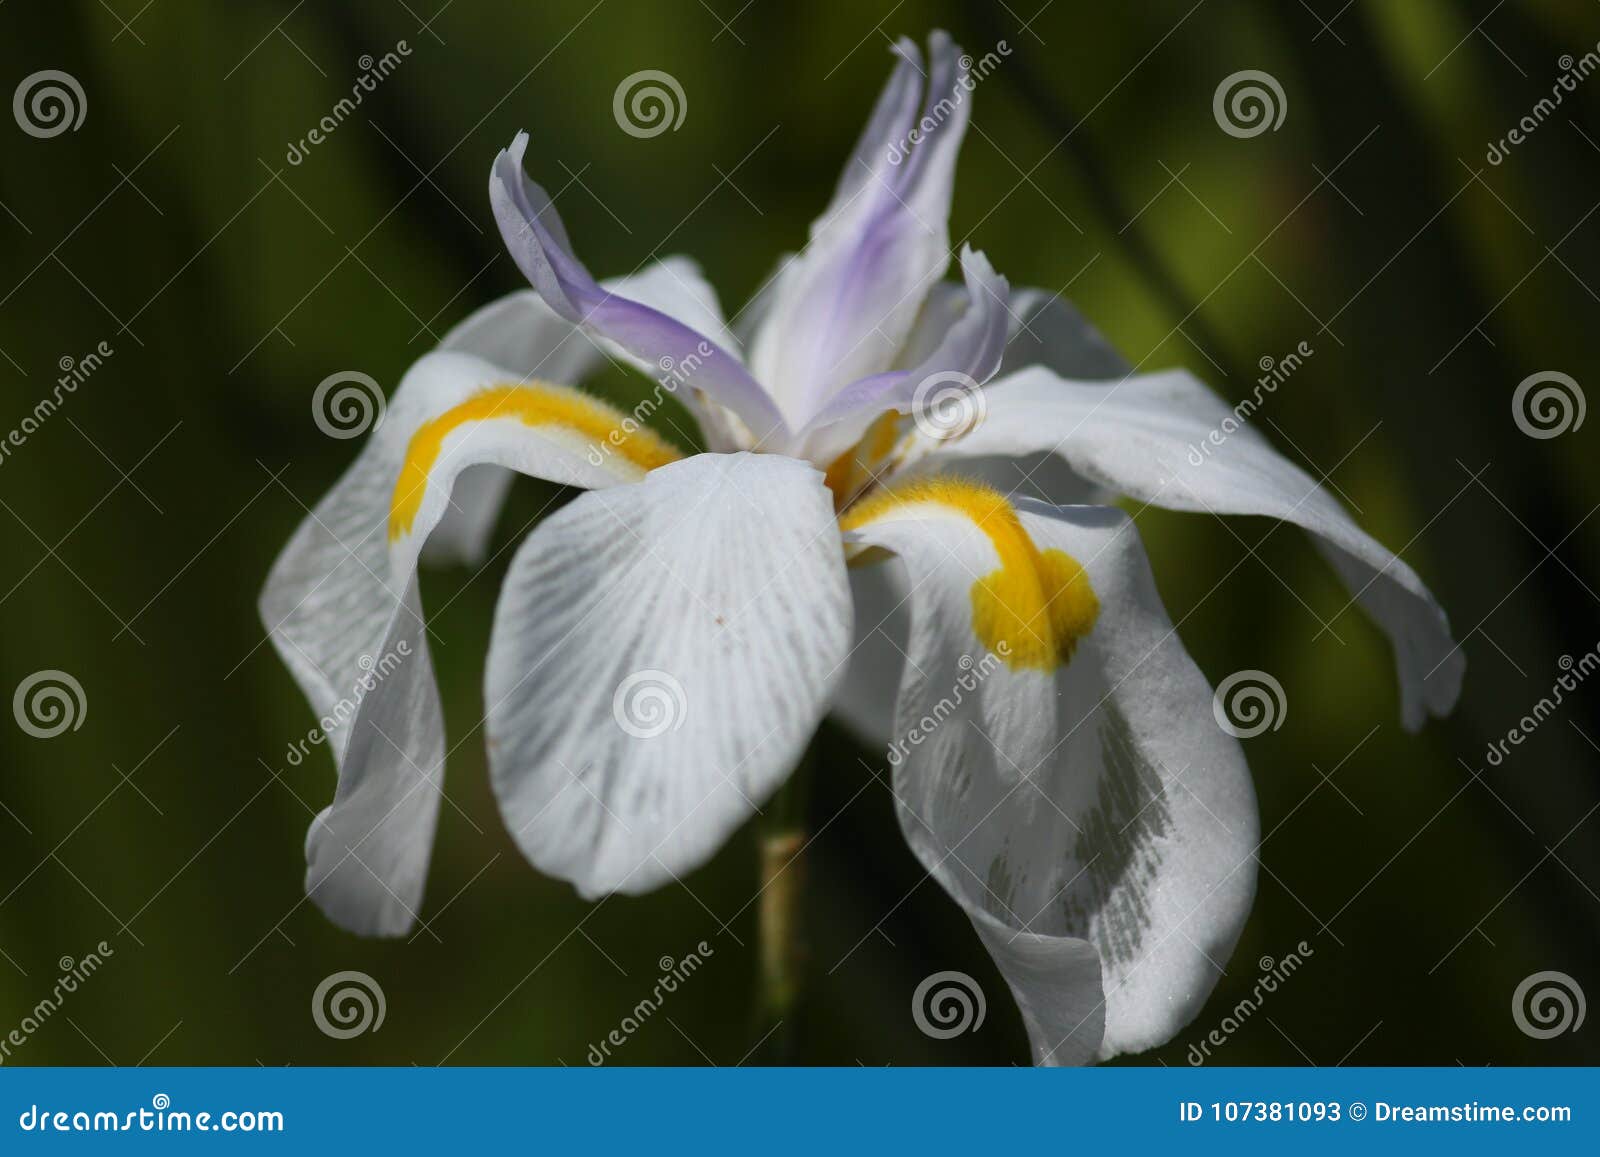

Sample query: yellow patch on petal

[389,383,680,541]
[840,477,1099,670]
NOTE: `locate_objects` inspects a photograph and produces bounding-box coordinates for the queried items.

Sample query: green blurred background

[1,0,1596,1066]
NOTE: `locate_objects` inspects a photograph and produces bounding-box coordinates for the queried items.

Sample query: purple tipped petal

[490,132,786,442]
[746,33,976,427]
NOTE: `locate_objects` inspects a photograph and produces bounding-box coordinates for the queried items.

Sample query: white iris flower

[260,32,1462,1064]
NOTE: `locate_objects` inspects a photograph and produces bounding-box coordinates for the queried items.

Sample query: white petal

[999,288,1130,379]
[261,351,677,934]
[485,452,852,898]
[928,367,1464,729]
[302,576,442,936]
[843,488,1258,1062]
[894,283,1127,391]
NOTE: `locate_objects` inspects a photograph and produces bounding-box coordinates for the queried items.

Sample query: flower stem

[752,759,812,1063]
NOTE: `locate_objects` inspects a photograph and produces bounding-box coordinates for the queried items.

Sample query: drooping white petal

[926,367,1464,729]
[485,452,852,899]
[842,486,1257,1062]
[260,351,678,934]
[747,33,974,427]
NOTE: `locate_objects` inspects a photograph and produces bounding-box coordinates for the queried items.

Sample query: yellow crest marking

[840,478,1099,671]
[388,383,680,541]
